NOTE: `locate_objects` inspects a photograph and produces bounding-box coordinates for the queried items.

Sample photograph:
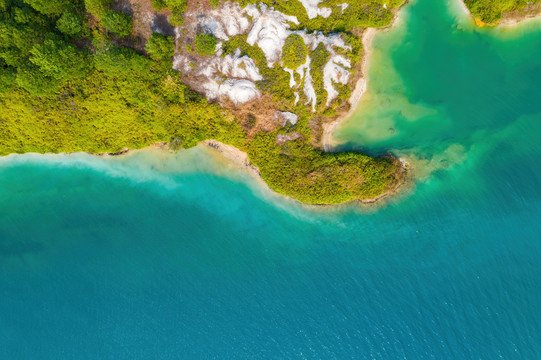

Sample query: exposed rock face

[298,0,332,19]
[174,2,353,108]
[197,2,254,40]
[274,111,299,126]
[246,4,299,66]
[177,48,263,105]
[323,55,350,106]
[220,79,261,105]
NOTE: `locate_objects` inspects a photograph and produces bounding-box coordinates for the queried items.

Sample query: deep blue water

[2,0,541,358]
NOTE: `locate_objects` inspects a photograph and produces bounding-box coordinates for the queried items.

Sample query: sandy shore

[201,139,273,192]
[19,138,405,208]
[321,4,406,152]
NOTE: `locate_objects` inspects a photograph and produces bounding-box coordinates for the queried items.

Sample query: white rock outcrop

[198,2,254,40]
[174,2,354,108]
[275,111,299,126]
[216,79,261,105]
[323,55,351,106]
[246,4,299,66]
[299,0,332,19]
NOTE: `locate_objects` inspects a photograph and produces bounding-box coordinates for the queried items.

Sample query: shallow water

[2,0,541,358]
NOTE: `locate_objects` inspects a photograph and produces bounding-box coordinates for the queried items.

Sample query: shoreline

[457,0,541,27]
[105,2,414,208]
[0,140,411,208]
[321,2,407,152]
[200,139,411,208]
[0,2,415,209]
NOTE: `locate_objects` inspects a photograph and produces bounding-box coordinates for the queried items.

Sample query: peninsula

[0,0,531,205]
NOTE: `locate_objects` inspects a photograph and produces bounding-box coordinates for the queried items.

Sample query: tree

[22,0,69,15]
[164,0,186,25]
[16,63,60,95]
[145,32,174,60]
[0,64,16,92]
[94,44,150,75]
[56,10,84,36]
[84,0,112,20]
[281,34,307,69]
[0,21,41,66]
[101,10,133,37]
[150,0,166,11]
[194,34,216,56]
[12,5,36,24]
[30,37,93,80]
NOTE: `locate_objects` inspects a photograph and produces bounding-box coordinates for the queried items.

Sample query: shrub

[281,34,307,69]
[102,10,133,37]
[94,44,151,75]
[30,37,93,80]
[0,65,16,92]
[310,42,330,109]
[84,0,112,20]
[56,10,84,36]
[164,0,187,25]
[194,34,217,56]
[145,32,175,60]
[22,0,69,15]
[150,0,167,10]
[463,0,530,24]
[15,63,60,95]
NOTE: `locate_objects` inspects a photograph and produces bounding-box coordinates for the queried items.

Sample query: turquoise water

[2,0,541,358]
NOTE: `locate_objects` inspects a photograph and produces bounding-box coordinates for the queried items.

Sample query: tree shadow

[152,14,175,37]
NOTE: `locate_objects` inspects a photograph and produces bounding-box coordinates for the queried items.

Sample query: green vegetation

[234,0,400,32]
[84,0,111,20]
[194,34,217,56]
[281,34,307,69]
[145,33,175,60]
[150,0,167,10]
[161,0,187,25]
[245,120,400,204]
[56,10,85,36]
[310,43,330,111]
[464,0,541,24]
[102,10,133,37]
[0,0,404,204]
[222,35,296,104]
[22,0,69,15]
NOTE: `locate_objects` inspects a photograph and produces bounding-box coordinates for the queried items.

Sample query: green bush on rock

[194,34,217,56]
[281,34,307,69]
[102,10,133,37]
[145,33,175,60]
[56,10,84,36]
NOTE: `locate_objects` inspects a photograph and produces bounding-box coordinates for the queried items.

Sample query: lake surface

[2,0,541,358]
